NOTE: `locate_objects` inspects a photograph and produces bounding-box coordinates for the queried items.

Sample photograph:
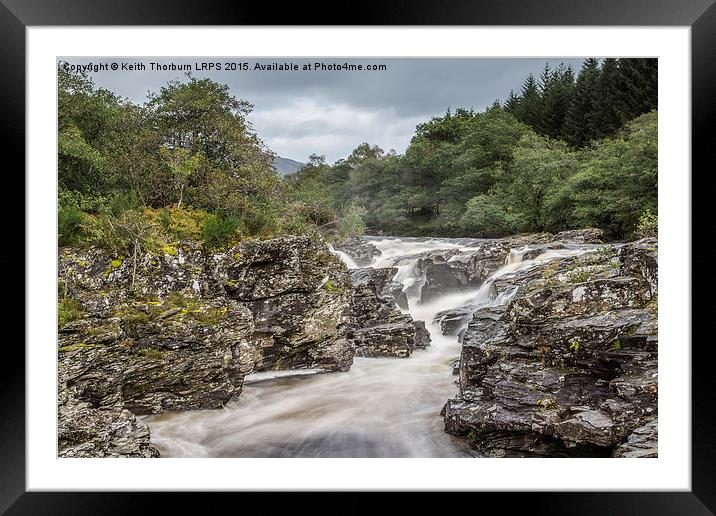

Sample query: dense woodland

[59,58,657,257]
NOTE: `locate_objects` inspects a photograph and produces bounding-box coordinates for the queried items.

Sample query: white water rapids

[146,236,591,457]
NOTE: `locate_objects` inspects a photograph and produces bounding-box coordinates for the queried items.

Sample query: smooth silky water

[145,236,590,457]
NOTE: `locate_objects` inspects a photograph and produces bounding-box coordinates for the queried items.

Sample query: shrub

[143,206,207,242]
[338,203,367,238]
[459,194,516,237]
[58,297,84,327]
[565,267,592,284]
[58,204,86,246]
[82,208,152,256]
[203,212,241,248]
[636,208,658,239]
[160,207,171,231]
[108,191,140,217]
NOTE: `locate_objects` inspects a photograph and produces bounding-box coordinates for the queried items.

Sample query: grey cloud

[60,57,586,163]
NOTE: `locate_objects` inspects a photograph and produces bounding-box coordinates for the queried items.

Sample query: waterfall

[328,244,360,269]
[145,236,591,458]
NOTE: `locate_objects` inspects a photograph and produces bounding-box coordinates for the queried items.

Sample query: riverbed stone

[347,267,430,357]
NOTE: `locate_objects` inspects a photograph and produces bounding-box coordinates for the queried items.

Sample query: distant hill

[273,156,305,176]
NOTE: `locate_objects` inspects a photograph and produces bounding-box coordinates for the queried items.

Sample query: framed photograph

[7,0,711,512]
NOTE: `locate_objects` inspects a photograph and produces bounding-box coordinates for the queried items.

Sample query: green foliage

[135,348,167,360]
[565,267,592,284]
[636,208,658,239]
[569,339,581,352]
[57,60,657,244]
[58,297,84,327]
[508,58,657,147]
[560,111,657,239]
[58,66,283,246]
[202,212,241,249]
[58,204,86,246]
[143,206,207,242]
[338,203,367,238]
[459,194,516,237]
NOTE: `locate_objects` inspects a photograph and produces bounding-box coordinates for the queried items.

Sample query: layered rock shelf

[442,237,658,457]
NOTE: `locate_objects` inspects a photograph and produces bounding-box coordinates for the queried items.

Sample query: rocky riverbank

[441,236,658,457]
[57,236,428,457]
[57,230,657,458]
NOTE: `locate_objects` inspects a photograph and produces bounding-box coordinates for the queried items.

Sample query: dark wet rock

[451,359,460,375]
[219,237,354,373]
[520,242,566,261]
[58,236,355,457]
[349,268,405,326]
[347,267,430,357]
[333,236,381,267]
[386,282,410,310]
[435,307,474,336]
[417,249,463,302]
[417,242,511,303]
[444,238,658,457]
[413,320,431,349]
[350,266,409,310]
[353,317,418,358]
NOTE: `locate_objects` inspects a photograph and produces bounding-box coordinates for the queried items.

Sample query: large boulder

[443,240,658,457]
[57,236,355,456]
[347,267,430,357]
[218,237,354,372]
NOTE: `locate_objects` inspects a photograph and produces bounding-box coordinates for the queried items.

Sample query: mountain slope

[273,156,305,176]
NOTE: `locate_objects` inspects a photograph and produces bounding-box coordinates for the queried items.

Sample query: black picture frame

[5,1,710,513]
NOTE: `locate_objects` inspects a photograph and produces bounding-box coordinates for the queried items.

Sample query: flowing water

[146,236,592,457]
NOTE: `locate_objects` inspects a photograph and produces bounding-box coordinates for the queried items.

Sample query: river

[145,236,590,457]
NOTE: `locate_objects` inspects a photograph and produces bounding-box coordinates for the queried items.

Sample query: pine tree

[592,58,626,139]
[515,74,542,129]
[503,90,521,114]
[534,63,575,139]
[564,58,601,147]
[616,58,658,116]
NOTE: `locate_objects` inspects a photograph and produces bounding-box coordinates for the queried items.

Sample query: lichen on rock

[443,237,658,457]
[57,236,355,457]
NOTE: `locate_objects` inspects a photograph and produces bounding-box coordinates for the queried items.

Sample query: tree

[592,58,629,138]
[503,90,520,114]
[503,133,578,231]
[159,147,204,208]
[564,58,601,147]
[459,194,516,237]
[559,111,657,238]
[514,74,542,129]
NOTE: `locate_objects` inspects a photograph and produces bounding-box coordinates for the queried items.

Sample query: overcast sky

[60,57,586,163]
